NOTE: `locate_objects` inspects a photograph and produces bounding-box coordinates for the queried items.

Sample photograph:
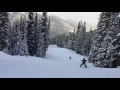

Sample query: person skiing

[80,58,87,68]
[69,57,71,60]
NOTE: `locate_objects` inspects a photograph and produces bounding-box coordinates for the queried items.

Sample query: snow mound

[0,51,11,58]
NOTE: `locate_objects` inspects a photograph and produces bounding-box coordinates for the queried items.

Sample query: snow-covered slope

[0,45,120,78]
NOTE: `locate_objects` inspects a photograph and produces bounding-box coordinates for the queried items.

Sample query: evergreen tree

[13,20,21,55]
[71,28,76,50]
[4,18,12,55]
[74,21,86,55]
[75,22,81,53]
[88,12,120,68]
[8,22,13,55]
[19,17,29,56]
[10,21,16,55]
[36,19,42,57]
[34,12,39,54]
[40,12,48,58]
[88,12,111,66]
[85,28,94,56]
[111,33,120,68]
[46,19,50,50]
[67,32,73,49]
[104,12,120,67]
[0,12,10,53]
[27,12,36,56]
[80,22,86,55]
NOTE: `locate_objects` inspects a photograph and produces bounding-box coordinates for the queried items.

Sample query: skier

[80,58,87,68]
[69,57,71,60]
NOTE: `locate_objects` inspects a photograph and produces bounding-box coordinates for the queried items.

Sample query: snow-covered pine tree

[46,19,50,50]
[111,33,120,68]
[0,12,10,53]
[80,22,86,55]
[8,22,13,55]
[10,21,16,55]
[13,19,21,55]
[88,12,112,67]
[61,34,65,48]
[85,28,94,56]
[34,12,39,54]
[5,15,13,55]
[19,17,29,56]
[93,12,120,68]
[67,32,73,49]
[27,12,36,56]
[40,12,48,58]
[104,12,120,68]
[59,35,63,47]
[74,21,86,55]
[53,34,67,48]
[75,22,81,53]
[49,37,55,45]
[69,28,76,50]
[56,35,62,47]
[17,18,23,56]
[36,19,42,57]
[56,35,60,47]
[64,34,69,48]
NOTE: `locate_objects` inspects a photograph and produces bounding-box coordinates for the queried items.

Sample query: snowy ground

[0,45,120,78]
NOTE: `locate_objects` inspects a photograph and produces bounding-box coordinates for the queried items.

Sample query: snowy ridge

[0,45,120,78]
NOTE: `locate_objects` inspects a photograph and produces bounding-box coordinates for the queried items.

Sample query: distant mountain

[49,15,77,38]
[9,12,96,38]
[65,19,78,26]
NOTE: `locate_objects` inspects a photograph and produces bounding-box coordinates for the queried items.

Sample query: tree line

[0,12,50,58]
[89,12,120,68]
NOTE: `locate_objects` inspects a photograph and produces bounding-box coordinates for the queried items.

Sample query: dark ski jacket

[82,59,87,64]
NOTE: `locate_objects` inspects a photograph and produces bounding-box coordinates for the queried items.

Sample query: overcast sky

[38,12,101,30]
[47,12,101,25]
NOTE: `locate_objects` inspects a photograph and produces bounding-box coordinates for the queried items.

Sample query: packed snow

[0,45,120,78]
